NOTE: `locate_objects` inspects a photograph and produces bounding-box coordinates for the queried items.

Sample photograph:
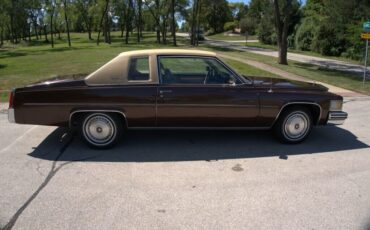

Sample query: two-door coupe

[8,49,348,148]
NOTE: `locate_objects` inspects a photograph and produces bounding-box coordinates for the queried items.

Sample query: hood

[249,76,328,92]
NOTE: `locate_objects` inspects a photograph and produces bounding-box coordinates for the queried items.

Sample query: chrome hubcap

[284,113,309,140]
[83,114,116,145]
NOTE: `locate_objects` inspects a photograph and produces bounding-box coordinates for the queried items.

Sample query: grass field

[0,32,274,102]
[203,45,370,95]
[240,42,366,65]
[207,32,257,41]
[2,31,369,104]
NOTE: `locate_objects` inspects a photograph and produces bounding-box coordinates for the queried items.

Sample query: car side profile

[8,49,348,148]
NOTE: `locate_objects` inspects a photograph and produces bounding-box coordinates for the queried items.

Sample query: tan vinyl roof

[85,49,217,85]
[117,49,217,57]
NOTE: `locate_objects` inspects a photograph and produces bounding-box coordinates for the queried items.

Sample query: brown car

[8,49,347,148]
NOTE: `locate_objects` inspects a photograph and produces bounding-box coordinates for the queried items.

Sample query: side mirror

[228,78,236,86]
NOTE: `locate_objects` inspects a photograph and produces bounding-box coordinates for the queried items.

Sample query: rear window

[128,57,150,81]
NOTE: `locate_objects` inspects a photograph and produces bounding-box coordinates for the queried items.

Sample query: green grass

[202,45,370,95]
[0,91,8,104]
[0,32,189,90]
[221,58,280,78]
[239,42,365,65]
[0,32,273,94]
[207,32,257,41]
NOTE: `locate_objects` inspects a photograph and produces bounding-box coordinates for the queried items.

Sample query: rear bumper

[8,108,15,123]
[327,111,348,125]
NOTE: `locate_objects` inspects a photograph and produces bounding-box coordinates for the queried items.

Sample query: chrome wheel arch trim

[271,102,322,128]
[69,109,128,128]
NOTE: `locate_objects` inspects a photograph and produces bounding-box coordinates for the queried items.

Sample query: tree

[136,0,143,42]
[76,0,97,40]
[97,0,109,45]
[125,0,133,44]
[272,0,300,65]
[171,0,176,46]
[63,0,72,47]
[144,0,162,43]
[229,2,248,22]
[46,0,57,48]
[203,0,232,34]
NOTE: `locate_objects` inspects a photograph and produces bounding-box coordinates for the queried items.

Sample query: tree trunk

[56,28,61,39]
[103,13,108,43]
[125,0,133,44]
[88,17,93,40]
[190,0,199,46]
[10,14,15,43]
[63,0,71,47]
[28,23,32,43]
[120,22,125,37]
[88,29,92,40]
[39,26,43,40]
[155,0,161,43]
[34,22,39,40]
[50,11,54,48]
[137,0,142,42]
[161,14,167,44]
[0,27,3,47]
[171,0,176,46]
[273,0,290,65]
[195,0,202,46]
[97,0,110,45]
[43,25,49,42]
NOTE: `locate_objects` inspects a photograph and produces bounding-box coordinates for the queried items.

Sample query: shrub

[295,17,317,51]
[223,21,238,32]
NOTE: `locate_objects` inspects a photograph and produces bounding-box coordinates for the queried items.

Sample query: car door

[156,56,260,127]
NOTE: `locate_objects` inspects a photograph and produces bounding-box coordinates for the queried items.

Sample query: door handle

[159,90,173,94]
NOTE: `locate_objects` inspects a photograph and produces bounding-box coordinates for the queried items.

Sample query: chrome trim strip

[157,104,257,108]
[270,102,322,127]
[128,127,270,130]
[69,110,128,128]
[23,103,154,107]
[8,108,15,123]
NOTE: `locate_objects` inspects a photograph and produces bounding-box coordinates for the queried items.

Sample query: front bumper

[327,111,348,125]
[8,108,15,123]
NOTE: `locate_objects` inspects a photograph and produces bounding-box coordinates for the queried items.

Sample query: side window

[158,56,240,85]
[128,57,150,81]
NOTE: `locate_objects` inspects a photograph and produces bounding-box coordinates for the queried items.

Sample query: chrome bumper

[327,111,348,125]
[8,108,15,123]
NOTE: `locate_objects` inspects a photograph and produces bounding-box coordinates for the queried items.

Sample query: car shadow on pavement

[29,125,369,162]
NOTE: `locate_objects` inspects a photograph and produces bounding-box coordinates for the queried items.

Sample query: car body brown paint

[9,52,343,129]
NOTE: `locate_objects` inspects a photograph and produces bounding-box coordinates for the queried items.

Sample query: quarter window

[128,57,150,81]
[158,56,240,85]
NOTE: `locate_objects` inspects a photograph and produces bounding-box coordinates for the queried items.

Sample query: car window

[158,56,240,85]
[128,57,150,81]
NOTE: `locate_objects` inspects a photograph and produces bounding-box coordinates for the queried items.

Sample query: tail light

[9,90,14,108]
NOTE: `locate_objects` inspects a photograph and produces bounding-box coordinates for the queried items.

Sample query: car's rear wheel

[81,113,122,149]
[274,107,313,144]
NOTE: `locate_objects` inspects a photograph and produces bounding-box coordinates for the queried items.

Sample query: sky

[227,0,307,4]
[227,0,250,3]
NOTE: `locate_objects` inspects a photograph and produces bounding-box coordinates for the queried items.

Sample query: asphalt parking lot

[1,97,370,230]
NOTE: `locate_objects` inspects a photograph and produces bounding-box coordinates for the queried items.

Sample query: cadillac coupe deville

[8,49,347,148]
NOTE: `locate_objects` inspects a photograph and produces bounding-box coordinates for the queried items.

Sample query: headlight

[330,100,343,111]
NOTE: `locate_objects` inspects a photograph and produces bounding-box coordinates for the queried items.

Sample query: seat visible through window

[128,57,150,81]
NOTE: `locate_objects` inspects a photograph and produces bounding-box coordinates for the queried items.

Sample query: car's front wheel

[274,107,313,144]
[81,113,122,149]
